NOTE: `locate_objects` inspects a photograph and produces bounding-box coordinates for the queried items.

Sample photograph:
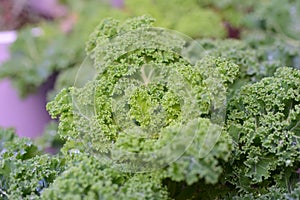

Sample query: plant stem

[0,188,9,198]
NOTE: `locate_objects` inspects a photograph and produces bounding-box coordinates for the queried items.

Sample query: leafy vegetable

[1,11,300,199]
[42,154,169,200]
[46,15,236,197]
[0,128,65,199]
[226,67,300,197]
[47,14,237,180]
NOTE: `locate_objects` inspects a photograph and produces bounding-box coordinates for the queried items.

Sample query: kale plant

[1,14,300,199]
[46,15,237,198]
[226,67,300,197]
[0,128,65,199]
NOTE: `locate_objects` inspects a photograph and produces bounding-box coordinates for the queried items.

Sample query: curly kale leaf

[226,67,300,195]
[0,128,65,199]
[0,128,40,162]
[231,182,300,200]
[197,39,265,80]
[192,39,284,100]
[243,31,300,71]
[42,154,169,200]
[160,118,232,185]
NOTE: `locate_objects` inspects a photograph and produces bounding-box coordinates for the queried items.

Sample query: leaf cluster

[1,13,300,199]
[0,128,65,200]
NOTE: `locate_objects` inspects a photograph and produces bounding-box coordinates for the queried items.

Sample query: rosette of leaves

[226,67,300,197]
[47,15,238,197]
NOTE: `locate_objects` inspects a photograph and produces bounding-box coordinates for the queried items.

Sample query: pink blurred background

[0,33,51,138]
